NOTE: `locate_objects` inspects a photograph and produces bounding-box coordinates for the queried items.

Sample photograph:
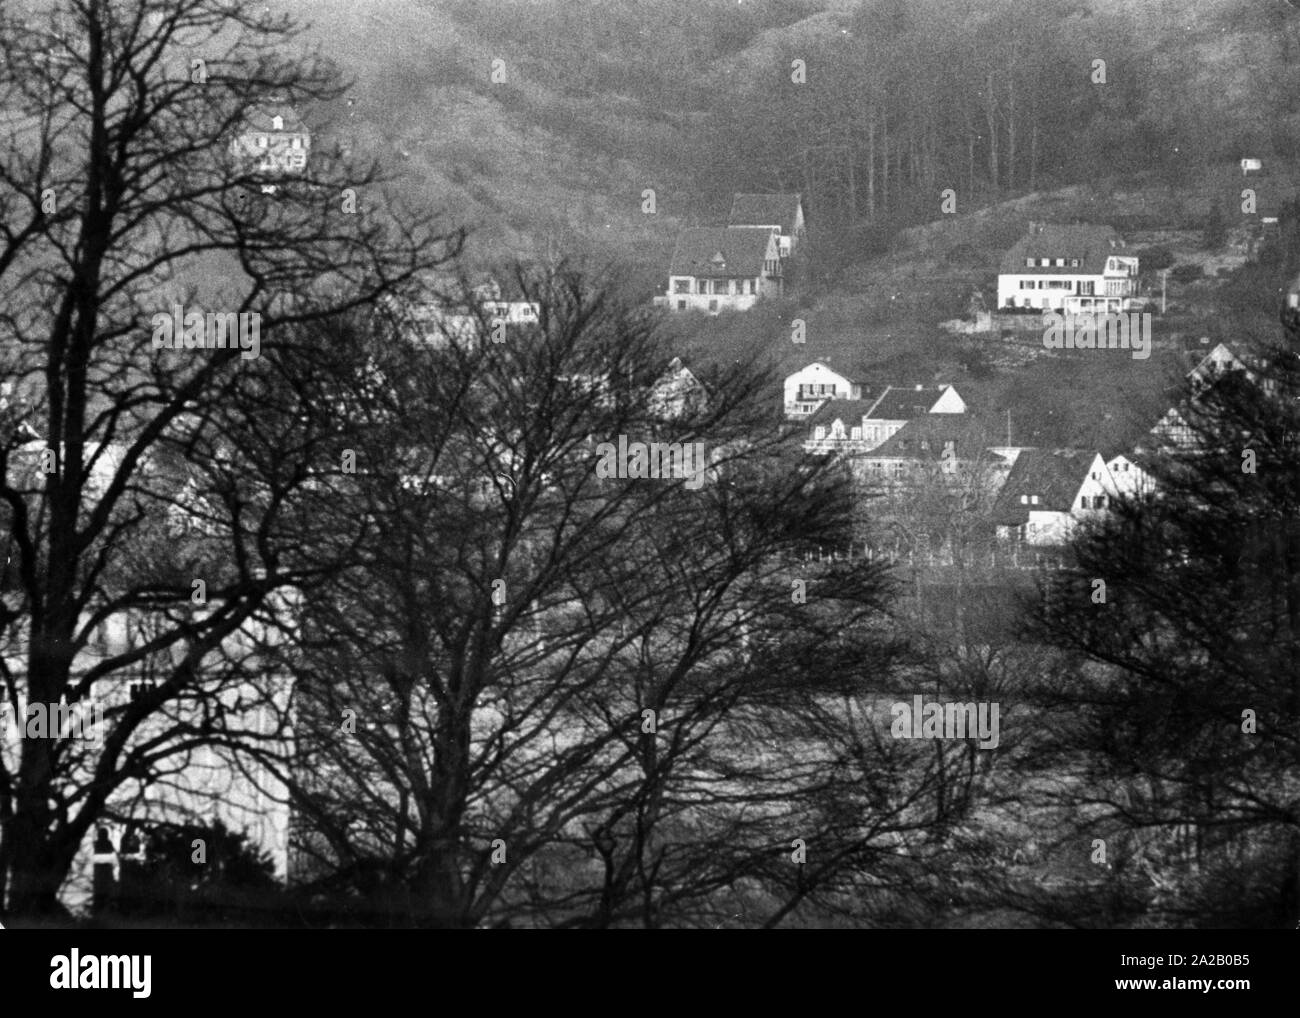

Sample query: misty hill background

[285,0,1300,288]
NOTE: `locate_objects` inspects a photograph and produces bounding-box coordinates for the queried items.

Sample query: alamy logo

[1,695,103,745]
[151,304,261,360]
[1041,311,1151,360]
[594,436,707,490]
[50,950,151,998]
[890,696,1000,749]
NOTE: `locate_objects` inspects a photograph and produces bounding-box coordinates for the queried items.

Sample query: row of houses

[774,336,1268,546]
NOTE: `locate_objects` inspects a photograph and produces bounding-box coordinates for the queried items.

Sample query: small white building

[783,362,862,418]
[228,99,311,181]
[997,223,1139,314]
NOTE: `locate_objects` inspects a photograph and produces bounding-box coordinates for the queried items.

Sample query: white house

[783,362,862,418]
[805,384,966,455]
[992,448,1116,545]
[228,99,310,188]
[658,226,783,313]
[997,223,1140,314]
[728,193,806,258]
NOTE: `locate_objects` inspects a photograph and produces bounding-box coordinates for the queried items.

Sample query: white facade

[783,362,859,418]
[997,255,1140,314]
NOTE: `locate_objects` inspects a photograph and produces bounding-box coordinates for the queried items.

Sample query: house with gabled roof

[658,226,783,314]
[228,97,311,188]
[649,357,708,420]
[804,384,966,455]
[997,223,1139,314]
[728,193,806,258]
[991,448,1115,544]
[783,361,864,419]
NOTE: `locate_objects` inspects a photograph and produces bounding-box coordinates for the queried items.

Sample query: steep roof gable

[992,448,1101,524]
[865,385,954,420]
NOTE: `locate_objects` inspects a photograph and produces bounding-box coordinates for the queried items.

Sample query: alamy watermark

[890,696,1000,749]
[1,695,104,746]
[1042,311,1151,361]
[151,305,261,360]
[50,950,151,998]
[594,436,707,490]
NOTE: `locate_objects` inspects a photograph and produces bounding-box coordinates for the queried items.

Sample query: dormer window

[272,115,284,131]
[711,252,725,269]
[1055,258,1064,267]
[1070,258,1080,267]
[1031,495,1039,505]
[1025,258,1034,268]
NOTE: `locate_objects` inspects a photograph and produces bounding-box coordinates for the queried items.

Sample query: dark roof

[669,227,774,278]
[240,101,307,134]
[862,415,1003,462]
[999,224,1128,276]
[728,193,803,233]
[865,385,954,420]
[806,398,877,428]
[991,448,1098,525]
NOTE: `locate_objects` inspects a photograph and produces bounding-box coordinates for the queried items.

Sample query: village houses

[804,384,967,455]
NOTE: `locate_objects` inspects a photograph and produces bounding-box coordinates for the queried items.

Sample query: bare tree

[0,0,460,917]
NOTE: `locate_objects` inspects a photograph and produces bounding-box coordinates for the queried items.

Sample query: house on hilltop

[658,226,783,314]
[228,98,311,189]
[997,223,1139,314]
[728,193,806,258]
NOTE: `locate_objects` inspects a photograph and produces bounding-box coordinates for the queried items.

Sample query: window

[1080,496,1088,508]
[748,280,756,294]
[697,280,707,294]
[1055,258,1065,267]
[272,115,284,130]
[1070,258,1080,267]
[1094,495,1107,508]
[674,279,690,294]
[1030,495,1040,505]
[851,426,862,440]
[1025,258,1034,267]
[814,427,826,440]
[1020,495,1029,505]
[1020,280,1035,289]
[1039,258,1050,267]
